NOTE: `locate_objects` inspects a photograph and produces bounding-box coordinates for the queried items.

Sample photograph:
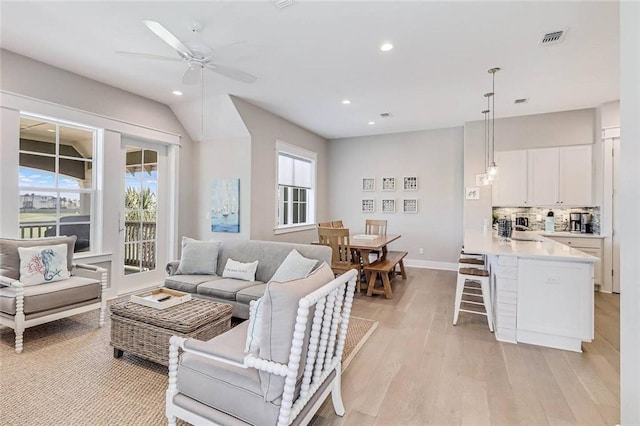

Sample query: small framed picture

[382,199,396,213]
[381,177,396,191]
[362,177,375,191]
[402,198,418,213]
[403,176,418,191]
[361,199,375,213]
[465,187,480,200]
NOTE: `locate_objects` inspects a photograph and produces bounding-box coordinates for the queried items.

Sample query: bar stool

[453,266,494,332]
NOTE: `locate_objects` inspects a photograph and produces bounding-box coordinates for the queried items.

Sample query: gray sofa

[164,239,332,319]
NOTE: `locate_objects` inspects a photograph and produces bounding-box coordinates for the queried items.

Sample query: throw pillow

[244,297,264,356]
[269,249,318,283]
[177,237,221,275]
[18,244,70,286]
[222,258,259,281]
[259,262,334,402]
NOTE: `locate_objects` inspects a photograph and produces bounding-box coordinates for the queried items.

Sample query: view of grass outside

[125,187,157,221]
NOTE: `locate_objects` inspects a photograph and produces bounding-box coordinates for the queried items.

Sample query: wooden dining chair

[365,219,388,235]
[331,220,344,228]
[317,227,360,277]
[365,219,388,261]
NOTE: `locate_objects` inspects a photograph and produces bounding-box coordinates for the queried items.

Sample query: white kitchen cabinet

[528,145,592,206]
[491,150,529,206]
[517,258,594,352]
[545,235,603,288]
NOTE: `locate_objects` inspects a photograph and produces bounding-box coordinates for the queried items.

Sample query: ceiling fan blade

[182,66,201,85]
[143,20,193,59]
[116,51,182,62]
[205,63,257,84]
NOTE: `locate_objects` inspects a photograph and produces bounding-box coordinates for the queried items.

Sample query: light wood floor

[312,268,620,426]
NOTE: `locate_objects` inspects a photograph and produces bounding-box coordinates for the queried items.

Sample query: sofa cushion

[164,275,221,294]
[216,240,331,284]
[0,236,77,280]
[269,249,317,283]
[197,278,264,301]
[0,276,101,316]
[177,321,281,425]
[235,284,266,304]
[244,298,263,356]
[259,262,334,402]
[177,237,221,275]
[18,244,70,286]
[222,259,259,282]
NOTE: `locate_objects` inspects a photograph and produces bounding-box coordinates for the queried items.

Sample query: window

[18,114,98,253]
[276,141,316,231]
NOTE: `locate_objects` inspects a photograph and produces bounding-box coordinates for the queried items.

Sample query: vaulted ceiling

[0,1,620,139]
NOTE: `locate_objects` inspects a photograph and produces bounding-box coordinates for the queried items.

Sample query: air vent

[540,30,565,46]
[380,112,393,118]
[514,98,529,104]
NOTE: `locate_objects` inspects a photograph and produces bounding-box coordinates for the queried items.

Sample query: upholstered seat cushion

[197,279,265,301]
[0,276,101,316]
[235,284,266,304]
[177,322,281,425]
[164,275,222,293]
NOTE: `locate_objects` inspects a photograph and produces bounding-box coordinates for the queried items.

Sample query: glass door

[120,139,167,287]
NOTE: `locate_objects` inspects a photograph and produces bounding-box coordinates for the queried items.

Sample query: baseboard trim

[404,259,458,271]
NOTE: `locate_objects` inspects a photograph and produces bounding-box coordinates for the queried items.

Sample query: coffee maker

[569,212,582,232]
[580,212,592,233]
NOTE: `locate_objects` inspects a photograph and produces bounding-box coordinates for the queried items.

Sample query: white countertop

[539,231,606,239]
[464,230,599,262]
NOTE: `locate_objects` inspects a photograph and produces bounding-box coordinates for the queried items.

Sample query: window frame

[18,112,101,254]
[274,140,317,234]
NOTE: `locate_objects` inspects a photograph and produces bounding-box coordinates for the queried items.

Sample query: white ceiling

[0,1,620,139]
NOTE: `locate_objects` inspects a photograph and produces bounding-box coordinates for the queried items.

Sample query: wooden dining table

[349,233,401,266]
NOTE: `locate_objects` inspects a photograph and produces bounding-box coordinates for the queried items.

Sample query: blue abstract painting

[211,178,240,233]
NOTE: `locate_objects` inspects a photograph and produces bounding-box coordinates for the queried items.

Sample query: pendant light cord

[201,65,204,140]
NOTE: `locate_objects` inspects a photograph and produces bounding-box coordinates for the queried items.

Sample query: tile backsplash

[492,206,601,234]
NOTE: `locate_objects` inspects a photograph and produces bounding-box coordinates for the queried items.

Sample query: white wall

[329,127,464,268]
[171,95,252,241]
[463,108,596,231]
[231,96,330,244]
[0,50,195,296]
[620,1,640,422]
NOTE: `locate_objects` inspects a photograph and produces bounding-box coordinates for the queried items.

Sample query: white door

[612,137,620,293]
[119,138,168,292]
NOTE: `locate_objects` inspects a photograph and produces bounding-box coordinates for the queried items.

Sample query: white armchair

[165,265,358,426]
[0,236,107,353]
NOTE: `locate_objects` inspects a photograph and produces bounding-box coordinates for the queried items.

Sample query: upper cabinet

[529,145,592,206]
[492,150,529,206]
[492,145,593,207]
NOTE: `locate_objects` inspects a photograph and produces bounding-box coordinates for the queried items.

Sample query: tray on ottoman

[110,298,232,366]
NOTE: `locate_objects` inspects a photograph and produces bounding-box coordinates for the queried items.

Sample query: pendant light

[487,67,500,181]
[481,91,492,186]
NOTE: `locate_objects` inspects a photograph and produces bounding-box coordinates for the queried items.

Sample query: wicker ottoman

[110,298,232,366]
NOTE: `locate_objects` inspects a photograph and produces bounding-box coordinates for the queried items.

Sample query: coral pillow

[18,244,70,286]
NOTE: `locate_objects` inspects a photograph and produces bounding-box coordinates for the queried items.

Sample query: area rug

[0,307,377,425]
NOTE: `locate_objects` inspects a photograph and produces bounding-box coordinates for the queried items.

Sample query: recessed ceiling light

[368,121,376,125]
[47,129,55,133]
[380,42,394,52]
[342,99,351,105]
[172,90,183,96]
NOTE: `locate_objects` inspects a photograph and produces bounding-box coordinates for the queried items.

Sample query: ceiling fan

[119,20,257,85]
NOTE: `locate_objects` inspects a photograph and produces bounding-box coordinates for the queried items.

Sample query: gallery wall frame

[361,199,375,213]
[362,177,375,191]
[402,198,418,213]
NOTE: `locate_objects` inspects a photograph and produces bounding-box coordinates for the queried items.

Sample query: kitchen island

[464,230,599,352]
